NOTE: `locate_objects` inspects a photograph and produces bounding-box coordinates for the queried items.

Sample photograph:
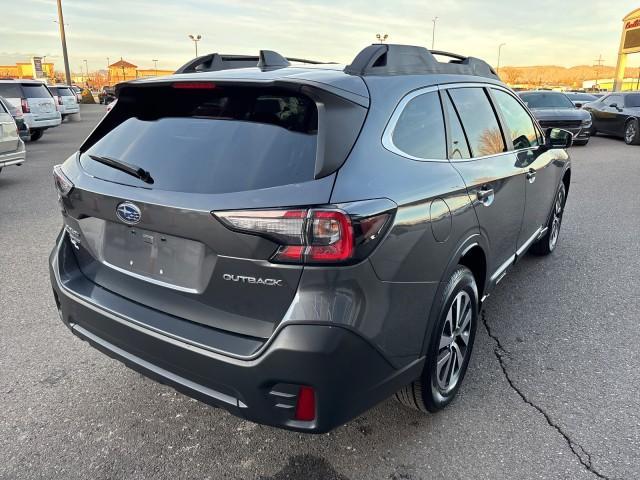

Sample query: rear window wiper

[88,154,154,184]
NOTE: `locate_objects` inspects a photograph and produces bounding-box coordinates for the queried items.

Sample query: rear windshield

[519,92,574,109]
[57,87,74,97]
[22,84,52,99]
[81,86,319,194]
[0,83,22,98]
[565,93,596,102]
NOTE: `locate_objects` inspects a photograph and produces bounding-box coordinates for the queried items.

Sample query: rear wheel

[531,183,566,256]
[395,266,478,413]
[624,118,640,145]
[30,130,44,142]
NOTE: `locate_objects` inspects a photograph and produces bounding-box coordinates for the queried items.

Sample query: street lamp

[83,59,88,84]
[188,34,202,57]
[106,57,110,84]
[153,59,158,76]
[431,16,438,50]
[497,43,506,76]
[375,33,388,43]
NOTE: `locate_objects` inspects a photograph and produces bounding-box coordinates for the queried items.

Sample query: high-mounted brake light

[172,82,217,90]
[213,207,392,265]
[20,98,30,113]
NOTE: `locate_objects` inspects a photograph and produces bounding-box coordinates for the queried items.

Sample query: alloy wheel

[549,186,565,250]
[436,291,473,393]
[625,122,637,144]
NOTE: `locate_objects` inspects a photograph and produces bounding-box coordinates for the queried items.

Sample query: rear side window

[390,91,446,159]
[22,84,52,98]
[57,87,74,97]
[448,88,505,157]
[625,94,640,108]
[0,83,22,98]
[492,89,539,149]
[81,86,319,194]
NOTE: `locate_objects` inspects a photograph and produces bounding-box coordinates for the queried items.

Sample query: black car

[50,45,572,432]
[518,91,591,145]
[564,92,598,109]
[583,92,640,145]
[98,86,116,105]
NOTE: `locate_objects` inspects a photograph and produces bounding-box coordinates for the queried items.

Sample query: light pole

[188,34,202,57]
[83,59,89,84]
[497,43,506,76]
[375,33,388,44]
[431,17,438,50]
[56,0,71,85]
[153,59,158,76]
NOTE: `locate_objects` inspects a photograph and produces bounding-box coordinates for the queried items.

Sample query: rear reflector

[294,386,316,421]
[172,82,217,90]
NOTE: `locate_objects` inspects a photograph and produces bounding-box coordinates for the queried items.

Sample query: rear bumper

[25,114,61,130]
[0,144,26,168]
[49,232,423,432]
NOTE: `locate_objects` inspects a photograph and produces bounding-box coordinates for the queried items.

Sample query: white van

[0,80,62,141]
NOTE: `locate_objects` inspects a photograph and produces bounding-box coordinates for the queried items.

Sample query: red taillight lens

[213,206,392,265]
[294,386,316,421]
[53,164,74,197]
[57,95,63,105]
[20,98,29,113]
[172,82,217,90]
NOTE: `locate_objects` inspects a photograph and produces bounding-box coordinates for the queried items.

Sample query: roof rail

[175,50,328,74]
[344,44,498,80]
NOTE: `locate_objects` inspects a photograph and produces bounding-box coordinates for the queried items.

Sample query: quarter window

[391,91,447,160]
[492,89,539,149]
[448,88,505,157]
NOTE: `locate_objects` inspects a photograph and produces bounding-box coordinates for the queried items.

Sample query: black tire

[624,118,640,145]
[395,266,478,413]
[530,182,566,256]
[30,130,44,142]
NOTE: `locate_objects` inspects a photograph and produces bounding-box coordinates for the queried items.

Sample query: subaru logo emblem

[116,201,142,225]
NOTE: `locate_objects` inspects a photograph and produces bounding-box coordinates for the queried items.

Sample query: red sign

[626,18,640,29]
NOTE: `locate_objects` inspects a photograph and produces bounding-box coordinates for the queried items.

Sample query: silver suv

[0,80,61,141]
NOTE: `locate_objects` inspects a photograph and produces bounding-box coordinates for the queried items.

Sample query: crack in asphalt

[481,310,614,480]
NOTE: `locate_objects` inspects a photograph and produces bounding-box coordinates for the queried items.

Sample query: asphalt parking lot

[1,104,638,480]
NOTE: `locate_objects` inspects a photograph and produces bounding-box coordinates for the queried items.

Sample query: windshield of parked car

[626,94,640,108]
[519,92,575,109]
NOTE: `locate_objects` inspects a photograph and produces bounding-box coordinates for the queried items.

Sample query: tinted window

[22,84,52,98]
[608,95,623,107]
[492,90,539,149]
[565,93,597,102]
[81,87,319,194]
[57,87,74,97]
[0,83,22,98]
[448,88,505,157]
[626,94,640,108]
[442,93,470,159]
[519,92,574,109]
[391,91,446,159]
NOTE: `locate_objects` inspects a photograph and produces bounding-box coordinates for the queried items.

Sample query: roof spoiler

[344,44,499,79]
[175,50,327,74]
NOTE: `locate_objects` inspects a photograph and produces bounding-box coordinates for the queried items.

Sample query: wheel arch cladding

[458,245,487,301]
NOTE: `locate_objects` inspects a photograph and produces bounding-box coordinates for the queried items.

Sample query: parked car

[0,80,61,141]
[583,92,640,145]
[518,90,591,145]
[564,92,598,108]
[98,86,116,105]
[70,85,83,102]
[50,45,572,433]
[0,95,29,140]
[48,85,80,120]
[0,95,26,175]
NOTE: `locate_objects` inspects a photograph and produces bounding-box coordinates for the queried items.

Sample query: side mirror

[544,128,572,150]
[609,103,620,110]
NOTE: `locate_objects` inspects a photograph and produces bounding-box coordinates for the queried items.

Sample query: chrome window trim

[381,85,449,163]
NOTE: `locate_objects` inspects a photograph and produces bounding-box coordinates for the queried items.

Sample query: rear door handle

[476,188,495,206]
[526,168,536,183]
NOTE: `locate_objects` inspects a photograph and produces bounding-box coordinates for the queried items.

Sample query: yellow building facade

[0,62,55,80]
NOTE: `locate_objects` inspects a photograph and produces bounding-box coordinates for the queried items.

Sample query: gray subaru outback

[49,45,572,433]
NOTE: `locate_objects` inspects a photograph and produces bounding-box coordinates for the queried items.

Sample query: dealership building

[614,8,640,91]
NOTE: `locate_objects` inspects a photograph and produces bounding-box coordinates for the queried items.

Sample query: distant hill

[499,65,640,87]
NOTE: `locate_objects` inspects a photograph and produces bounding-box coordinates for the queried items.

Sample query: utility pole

[431,17,438,50]
[497,43,506,76]
[83,59,88,85]
[153,59,158,76]
[594,54,604,91]
[56,0,71,85]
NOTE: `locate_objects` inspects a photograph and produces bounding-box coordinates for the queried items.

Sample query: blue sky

[2,0,639,72]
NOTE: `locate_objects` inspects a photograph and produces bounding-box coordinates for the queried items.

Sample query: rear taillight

[53,165,74,197]
[213,206,392,265]
[57,95,63,105]
[20,98,29,113]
